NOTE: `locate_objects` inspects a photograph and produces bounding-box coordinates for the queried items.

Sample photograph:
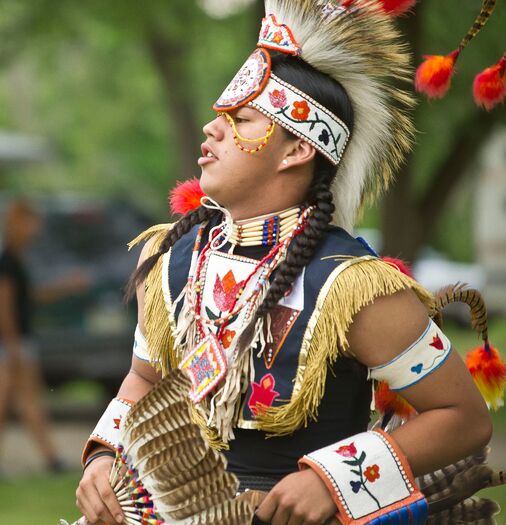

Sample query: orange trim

[258,42,300,56]
[81,437,116,467]
[212,48,272,112]
[299,430,425,524]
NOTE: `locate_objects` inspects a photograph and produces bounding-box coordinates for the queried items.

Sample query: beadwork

[230,205,303,247]
[219,111,276,154]
[186,207,315,343]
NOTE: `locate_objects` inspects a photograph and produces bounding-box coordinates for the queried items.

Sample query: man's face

[199,107,290,212]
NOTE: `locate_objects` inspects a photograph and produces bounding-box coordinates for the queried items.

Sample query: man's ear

[278,139,316,172]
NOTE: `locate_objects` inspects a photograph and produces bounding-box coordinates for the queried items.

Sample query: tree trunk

[145,29,201,181]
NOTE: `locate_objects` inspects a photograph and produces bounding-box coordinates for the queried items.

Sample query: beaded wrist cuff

[81,397,133,466]
[299,429,428,525]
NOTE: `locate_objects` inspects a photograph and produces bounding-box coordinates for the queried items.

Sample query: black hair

[126,51,354,315]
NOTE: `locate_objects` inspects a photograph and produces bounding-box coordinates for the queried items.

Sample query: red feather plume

[378,0,417,16]
[415,49,461,99]
[382,257,413,278]
[473,55,506,111]
[169,178,206,216]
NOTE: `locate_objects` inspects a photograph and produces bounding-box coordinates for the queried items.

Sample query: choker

[230,205,303,247]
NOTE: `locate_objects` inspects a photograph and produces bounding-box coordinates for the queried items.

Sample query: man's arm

[347,287,492,476]
[256,288,492,525]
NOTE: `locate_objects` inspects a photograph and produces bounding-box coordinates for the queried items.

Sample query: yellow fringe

[255,256,435,436]
[130,223,229,449]
[129,224,175,375]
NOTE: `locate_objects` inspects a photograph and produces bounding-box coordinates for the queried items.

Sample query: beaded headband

[213,47,350,165]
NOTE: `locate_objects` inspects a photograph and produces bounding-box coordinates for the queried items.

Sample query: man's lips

[198,143,218,166]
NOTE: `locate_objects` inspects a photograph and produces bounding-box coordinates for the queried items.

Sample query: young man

[76,2,493,524]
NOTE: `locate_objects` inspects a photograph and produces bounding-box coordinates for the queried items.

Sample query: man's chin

[199,178,222,205]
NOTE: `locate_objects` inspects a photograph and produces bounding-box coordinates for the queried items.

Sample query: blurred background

[0,0,504,523]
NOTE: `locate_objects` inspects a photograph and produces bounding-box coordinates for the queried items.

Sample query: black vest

[166,224,375,478]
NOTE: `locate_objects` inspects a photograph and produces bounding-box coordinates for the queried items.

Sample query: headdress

[213,0,416,232]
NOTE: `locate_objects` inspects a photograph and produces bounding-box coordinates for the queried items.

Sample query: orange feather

[375,381,417,419]
[415,50,460,99]
[466,343,506,411]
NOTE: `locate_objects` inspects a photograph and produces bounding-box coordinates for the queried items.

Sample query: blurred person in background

[0,199,88,475]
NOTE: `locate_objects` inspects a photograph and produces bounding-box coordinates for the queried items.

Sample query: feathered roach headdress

[212,0,416,232]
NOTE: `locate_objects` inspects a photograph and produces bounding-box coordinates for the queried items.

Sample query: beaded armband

[81,397,133,466]
[299,429,428,525]
[369,319,452,391]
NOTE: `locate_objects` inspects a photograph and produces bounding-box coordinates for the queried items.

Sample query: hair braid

[125,205,219,300]
[256,174,335,318]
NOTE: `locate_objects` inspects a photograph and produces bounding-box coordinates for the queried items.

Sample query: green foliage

[0,0,504,251]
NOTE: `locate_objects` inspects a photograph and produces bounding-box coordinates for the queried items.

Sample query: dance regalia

[127,219,437,523]
[73,1,506,523]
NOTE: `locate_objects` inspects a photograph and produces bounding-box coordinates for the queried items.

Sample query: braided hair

[127,51,354,314]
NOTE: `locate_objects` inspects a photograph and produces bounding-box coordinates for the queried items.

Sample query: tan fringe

[129,224,175,375]
[128,223,173,251]
[256,257,435,436]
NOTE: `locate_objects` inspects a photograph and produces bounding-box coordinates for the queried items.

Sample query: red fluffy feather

[378,0,417,16]
[473,55,506,111]
[169,179,206,216]
[382,257,413,278]
[375,381,417,419]
[466,343,506,411]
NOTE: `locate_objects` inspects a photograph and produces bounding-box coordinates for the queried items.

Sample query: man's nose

[203,114,225,140]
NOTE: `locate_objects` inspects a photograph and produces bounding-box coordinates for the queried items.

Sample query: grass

[0,472,82,525]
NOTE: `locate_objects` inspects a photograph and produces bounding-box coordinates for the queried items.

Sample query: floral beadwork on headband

[257,14,301,56]
[249,75,350,165]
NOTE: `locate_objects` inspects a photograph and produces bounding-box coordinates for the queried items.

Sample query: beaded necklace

[186,206,314,343]
[230,205,302,247]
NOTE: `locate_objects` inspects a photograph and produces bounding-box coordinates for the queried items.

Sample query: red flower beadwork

[364,464,381,482]
[291,100,311,121]
[269,89,287,109]
[336,443,357,457]
[221,329,236,349]
[248,374,280,416]
[213,270,244,312]
[430,334,444,350]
